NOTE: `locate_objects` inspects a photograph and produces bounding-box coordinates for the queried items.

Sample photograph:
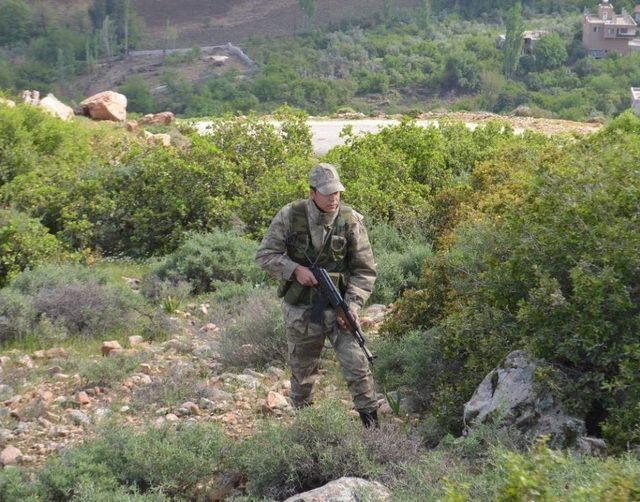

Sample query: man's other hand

[294,265,318,287]
[337,307,358,330]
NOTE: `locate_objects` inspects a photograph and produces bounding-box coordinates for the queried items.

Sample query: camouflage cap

[308,163,345,195]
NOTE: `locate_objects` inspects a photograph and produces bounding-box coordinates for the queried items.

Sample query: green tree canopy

[533,32,568,71]
[0,0,33,46]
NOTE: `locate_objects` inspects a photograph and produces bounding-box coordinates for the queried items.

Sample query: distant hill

[29,0,422,48]
[139,0,422,47]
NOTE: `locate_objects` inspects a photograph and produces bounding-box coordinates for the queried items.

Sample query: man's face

[310,189,341,212]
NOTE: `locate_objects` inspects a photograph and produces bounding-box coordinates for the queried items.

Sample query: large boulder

[39,93,74,121]
[80,91,127,122]
[463,350,585,448]
[283,477,390,502]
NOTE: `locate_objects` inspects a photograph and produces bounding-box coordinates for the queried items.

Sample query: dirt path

[194,113,602,156]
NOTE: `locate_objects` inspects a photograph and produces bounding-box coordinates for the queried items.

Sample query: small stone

[155,407,170,416]
[54,373,70,380]
[101,340,123,356]
[199,323,219,333]
[46,348,68,359]
[140,363,152,375]
[39,390,54,402]
[120,406,130,413]
[266,366,285,378]
[128,335,144,347]
[165,413,179,422]
[0,356,10,366]
[76,392,91,405]
[0,446,22,466]
[200,304,208,315]
[221,412,237,425]
[95,408,110,420]
[45,366,63,375]
[154,417,166,428]
[68,410,90,426]
[33,350,46,359]
[177,407,189,416]
[265,391,291,412]
[124,120,139,132]
[17,355,34,369]
[181,402,200,416]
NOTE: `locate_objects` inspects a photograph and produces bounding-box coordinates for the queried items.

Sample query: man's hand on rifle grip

[293,265,318,287]
[337,306,359,330]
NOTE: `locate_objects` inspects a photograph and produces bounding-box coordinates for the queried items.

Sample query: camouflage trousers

[282,301,378,414]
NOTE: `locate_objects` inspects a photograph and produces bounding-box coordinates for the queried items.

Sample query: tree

[165,20,178,51]
[298,0,315,31]
[0,0,33,46]
[533,32,567,71]
[503,0,524,79]
[417,0,432,30]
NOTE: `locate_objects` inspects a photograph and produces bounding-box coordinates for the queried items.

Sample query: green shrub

[0,208,66,287]
[131,362,215,411]
[235,401,374,499]
[152,231,266,295]
[1,264,142,342]
[79,354,143,388]
[369,223,432,304]
[0,287,34,343]
[217,287,287,369]
[35,422,226,500]
[383,125,640,448]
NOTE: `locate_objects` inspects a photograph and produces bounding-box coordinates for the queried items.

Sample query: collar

[307,198,339,227]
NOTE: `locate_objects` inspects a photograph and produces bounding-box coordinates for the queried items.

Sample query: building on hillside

[635,5,640,23]
[632,88,640,116]
[495,30,549,54]
[583,1,640,57]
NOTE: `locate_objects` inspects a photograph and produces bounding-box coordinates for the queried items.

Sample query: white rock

[39,93,74,121]
[283,477,390,502]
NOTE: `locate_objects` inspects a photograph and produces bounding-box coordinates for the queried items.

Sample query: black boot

[358,410,379,429]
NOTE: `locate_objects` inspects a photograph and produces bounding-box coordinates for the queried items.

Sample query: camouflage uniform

[255,165,378,414]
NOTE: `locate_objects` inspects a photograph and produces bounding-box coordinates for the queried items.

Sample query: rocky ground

[0,302,394,469]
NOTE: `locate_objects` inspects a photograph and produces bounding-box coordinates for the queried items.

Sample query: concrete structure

[635,5,640,23]
[632,88,640,116]
[583,1,640,57]
[495,30,549,54]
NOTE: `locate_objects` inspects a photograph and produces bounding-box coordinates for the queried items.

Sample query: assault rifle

[310,265,376,365]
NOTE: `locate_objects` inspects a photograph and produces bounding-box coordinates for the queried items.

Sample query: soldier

[255,163,379,427]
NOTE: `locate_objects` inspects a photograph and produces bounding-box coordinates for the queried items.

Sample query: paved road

[194,118,514,155]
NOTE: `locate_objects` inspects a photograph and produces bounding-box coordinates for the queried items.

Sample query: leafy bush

[131,362,215,411]
[0,264,142,342]
[217,287,287,369]
[152,231,266,295]
[35,422,225,500]
[391,436,640,500]
[79,354,144,388]
[369,223,432,304]
[382,115,640,447]
[0,208,66,287]
[235,401,374,499]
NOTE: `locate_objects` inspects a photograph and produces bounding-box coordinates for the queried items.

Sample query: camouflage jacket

[255,198,376,310]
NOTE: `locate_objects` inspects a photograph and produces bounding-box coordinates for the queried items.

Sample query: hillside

[30,0,422,48]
